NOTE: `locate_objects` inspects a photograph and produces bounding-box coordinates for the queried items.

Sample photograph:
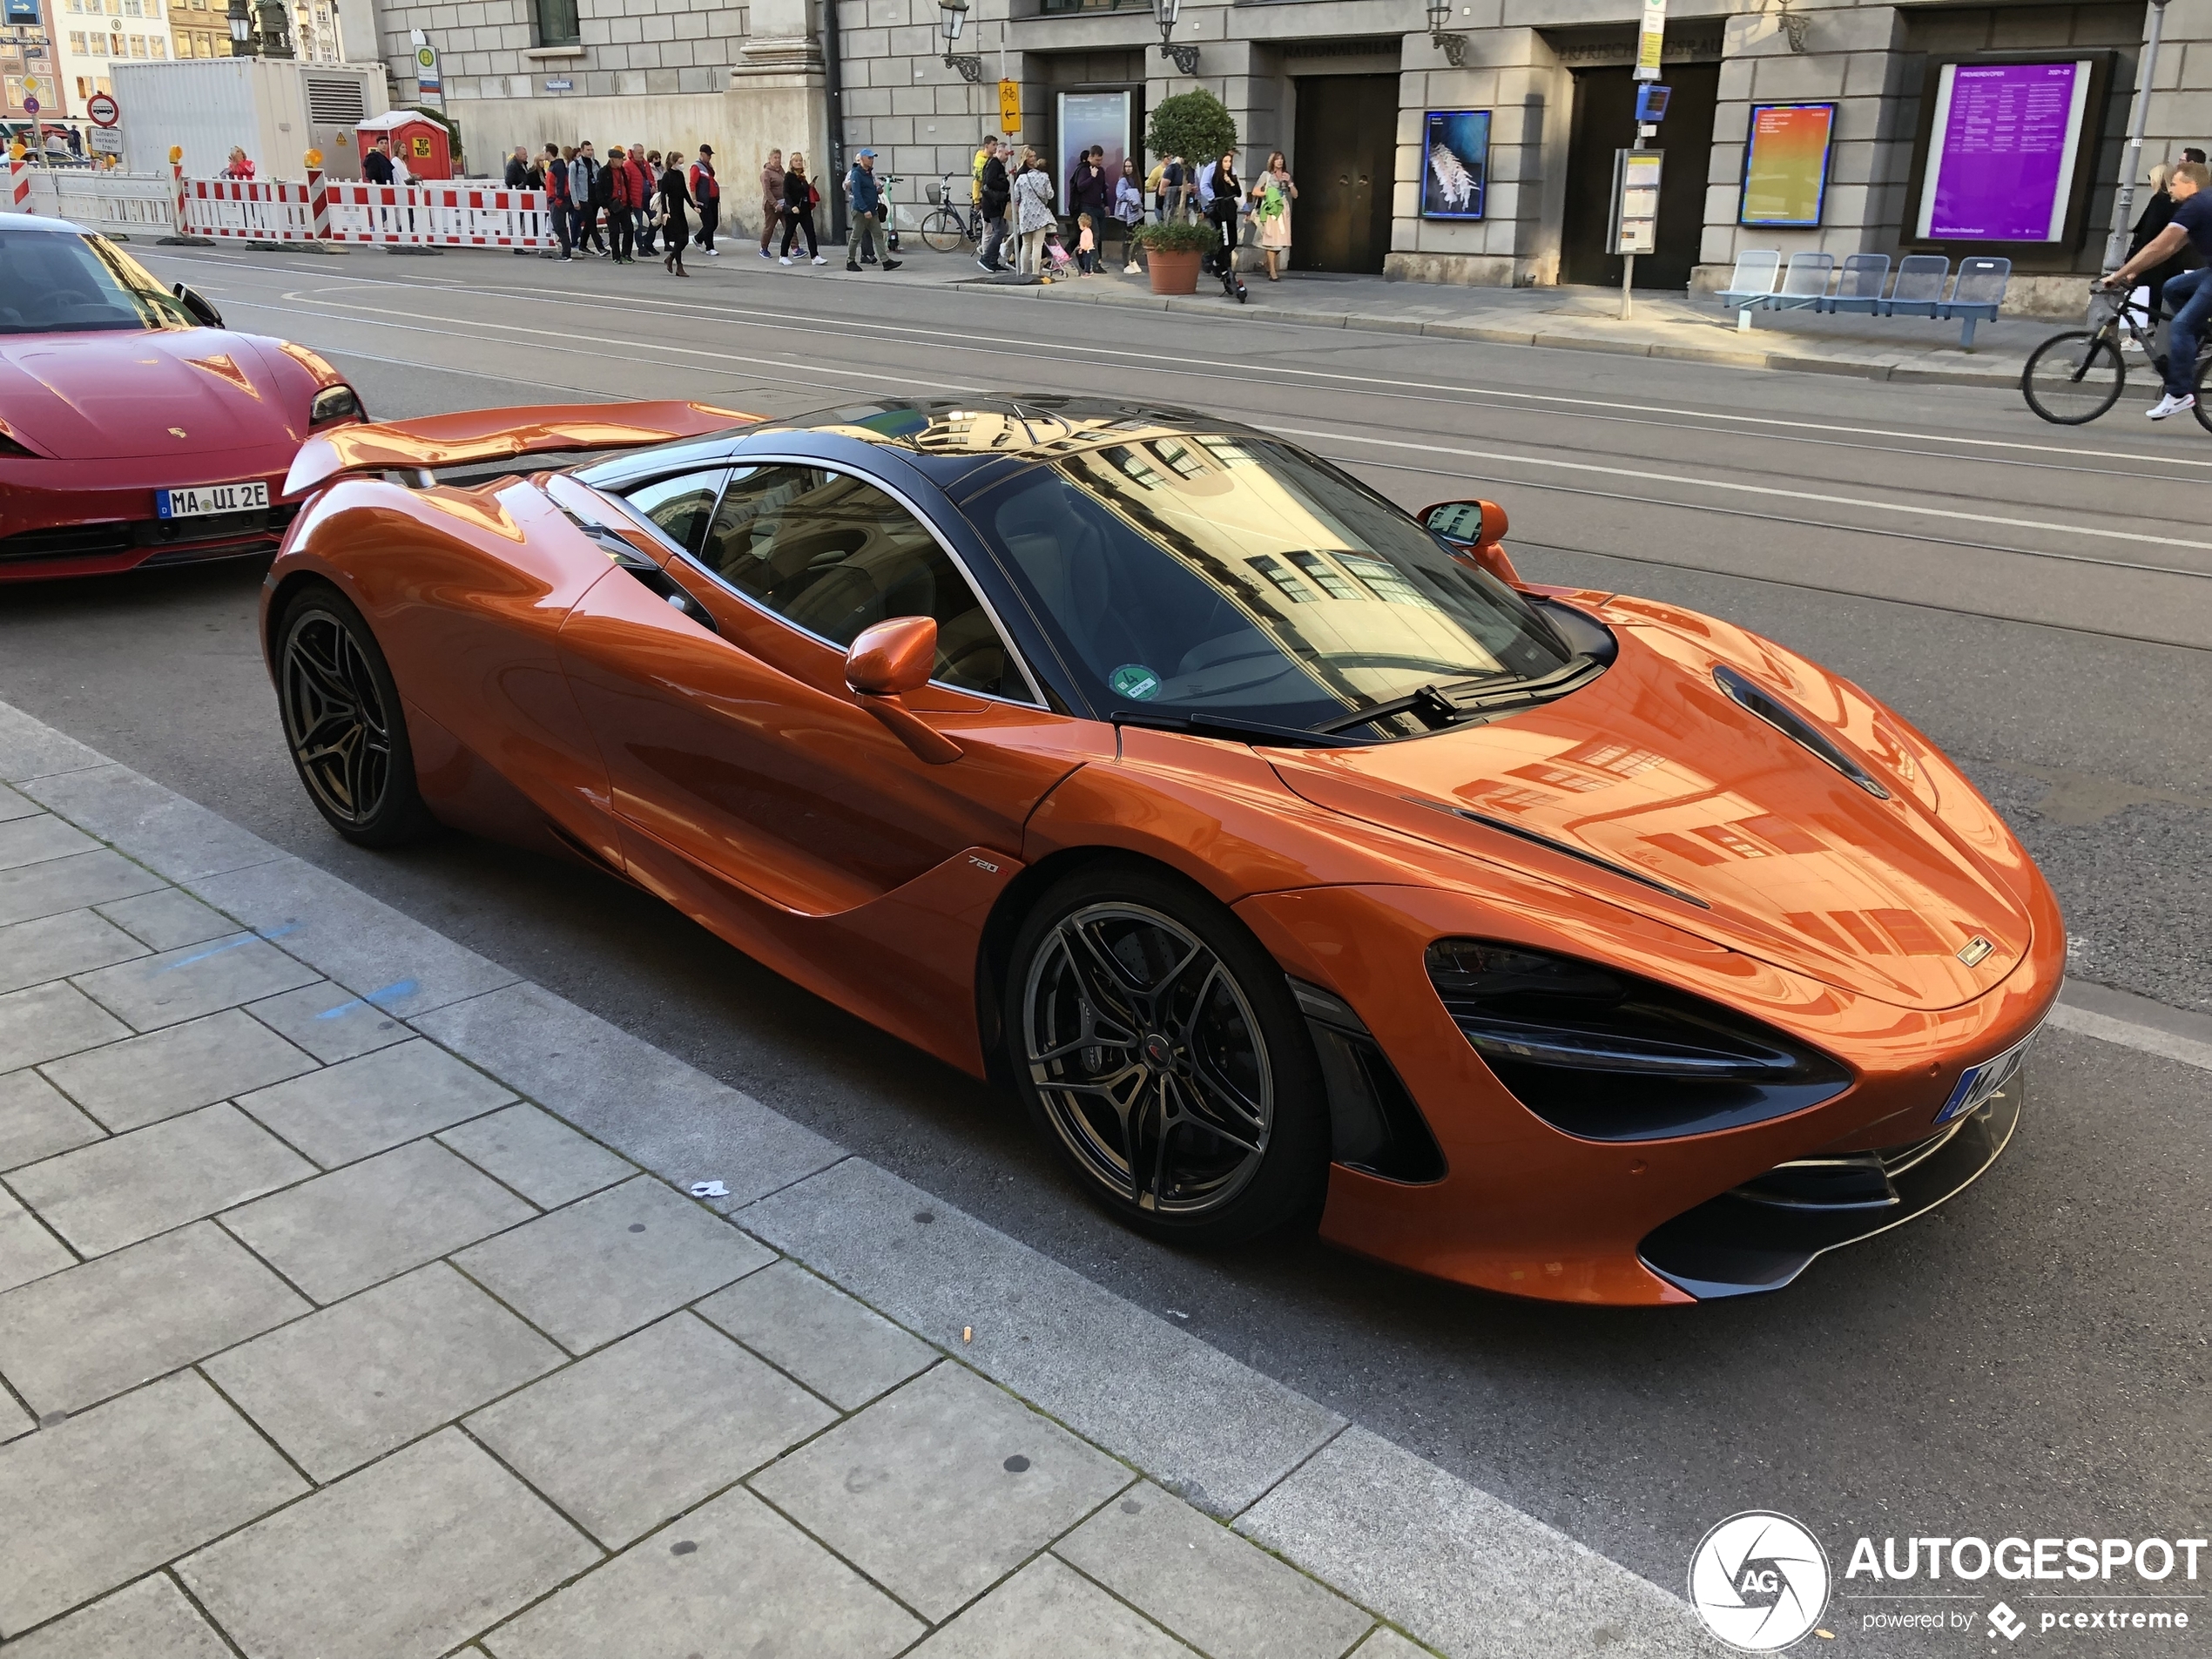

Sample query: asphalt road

[3,246,2206,1644]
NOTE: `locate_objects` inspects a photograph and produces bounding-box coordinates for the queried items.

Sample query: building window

[75,73,90,96]
[149,33,164,53]
[534,0,578,47]
[129,32,145,53]
[123,0,140,15]
[69,28,86,48]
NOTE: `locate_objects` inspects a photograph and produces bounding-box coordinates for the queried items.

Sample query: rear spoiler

[284,401,760,498]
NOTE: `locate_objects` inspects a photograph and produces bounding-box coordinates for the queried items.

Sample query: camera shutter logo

[1688,1512,1831,1652]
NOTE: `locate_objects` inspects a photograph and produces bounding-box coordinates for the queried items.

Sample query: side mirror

[172,282,223,329]
[1421,497,1522,588]
[845,616,962,765]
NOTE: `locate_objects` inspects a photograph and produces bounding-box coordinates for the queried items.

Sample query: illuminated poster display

[1914,60,2092,242]
[1420,110,1489,219]
[1739,103,1835,226]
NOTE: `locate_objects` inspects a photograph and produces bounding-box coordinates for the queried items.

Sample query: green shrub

[1144,90,1237,169]
[1132,218,1221,253]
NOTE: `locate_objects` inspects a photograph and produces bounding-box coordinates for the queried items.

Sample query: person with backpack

[976,136,1011,273]
[690,145,720,256]
[844,149,901,273]
[543,145,574,260]
[605,146,640,263]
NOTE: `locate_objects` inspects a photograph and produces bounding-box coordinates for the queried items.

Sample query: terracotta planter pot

[1145,248,1203,295]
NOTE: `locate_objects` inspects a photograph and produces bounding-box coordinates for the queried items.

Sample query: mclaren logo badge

[1957,936,1995,966]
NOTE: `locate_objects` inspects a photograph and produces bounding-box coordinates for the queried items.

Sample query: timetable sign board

[1915,59,2092,242]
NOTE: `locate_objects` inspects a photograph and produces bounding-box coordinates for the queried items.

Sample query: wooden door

[1291,73,1399,273]
[1559,61,1719,289]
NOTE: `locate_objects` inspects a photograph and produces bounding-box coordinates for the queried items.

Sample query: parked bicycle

[919,174,983,252]
[2021,285,2212,428]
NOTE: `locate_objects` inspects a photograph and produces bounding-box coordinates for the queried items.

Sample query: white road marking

[1278,424,2212,558]
[2049,1003,2212,1071]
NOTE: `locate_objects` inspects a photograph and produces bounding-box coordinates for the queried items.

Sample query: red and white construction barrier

[320,181,551,249]
[180,177,320,242]
[8,156,29,214]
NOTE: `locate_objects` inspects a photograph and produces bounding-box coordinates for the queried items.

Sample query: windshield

[968,432,1577,737]
[0,229,192,334]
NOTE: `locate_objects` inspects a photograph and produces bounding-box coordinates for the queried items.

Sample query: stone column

[729,0,831,240]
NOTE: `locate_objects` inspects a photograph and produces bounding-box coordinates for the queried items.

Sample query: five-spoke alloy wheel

[1007,866,1326,1245]
[276,584,434,846]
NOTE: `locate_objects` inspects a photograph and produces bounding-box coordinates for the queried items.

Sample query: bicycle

[2021,284,2212,429]
[919,174,983,252]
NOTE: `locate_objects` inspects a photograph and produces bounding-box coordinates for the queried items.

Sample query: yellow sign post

[1634,0,1665,79]
[997,78,1021,136]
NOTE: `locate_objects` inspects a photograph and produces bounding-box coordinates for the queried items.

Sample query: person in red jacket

[628,141,657,255]
[542,142,574,260]
[605,147,640,263]
[689,145,721,257]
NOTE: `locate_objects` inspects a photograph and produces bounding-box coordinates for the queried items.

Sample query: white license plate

[158,481,270,519]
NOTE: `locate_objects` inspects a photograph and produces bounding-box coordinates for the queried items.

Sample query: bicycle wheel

[920,208,965,253]
[2022,331,2124,425]
[2195,352,2212,434]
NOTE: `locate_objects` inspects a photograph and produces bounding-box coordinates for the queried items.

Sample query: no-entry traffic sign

[87,91,119,127]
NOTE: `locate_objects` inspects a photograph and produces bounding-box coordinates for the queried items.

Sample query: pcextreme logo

[1689,1511,1832,1651]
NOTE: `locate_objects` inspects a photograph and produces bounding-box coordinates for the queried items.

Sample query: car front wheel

[1005,863,1328,1247]
[276,583,435,847]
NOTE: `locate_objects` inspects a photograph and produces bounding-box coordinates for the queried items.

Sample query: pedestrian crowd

[451,131,1305,288]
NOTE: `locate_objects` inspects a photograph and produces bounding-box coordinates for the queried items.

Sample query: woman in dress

[1250,150,1296,281]
[658,152,693,276]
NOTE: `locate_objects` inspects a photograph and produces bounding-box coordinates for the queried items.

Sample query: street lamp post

[1153,0,1197,77]
[226,0,255,56]
[1426,0,1467,68]
[937,0,984,84]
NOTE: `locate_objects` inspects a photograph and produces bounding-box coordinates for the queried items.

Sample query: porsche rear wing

[283,401,760,498]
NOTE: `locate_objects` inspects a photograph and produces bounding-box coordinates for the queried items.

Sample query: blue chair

[1817,253,1891,314]
[1762,251,1837,312]
[1878,254,1951,319]
[1939,255,2012,347]
[1717,249,1781,329]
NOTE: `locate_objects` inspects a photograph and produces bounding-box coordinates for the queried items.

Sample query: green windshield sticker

[1109,664,1161,701]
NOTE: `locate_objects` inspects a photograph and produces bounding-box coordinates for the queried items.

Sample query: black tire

[2195,352,2212,435]
[1003,861,1328,1248]
[920,209,966,253]
[274,583,435,847]
[2021,331,2124,425]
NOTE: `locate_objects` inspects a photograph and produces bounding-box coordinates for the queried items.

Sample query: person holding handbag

[779,153,826,264]
[658,152,693,276]
[1013,149,1055,277]
[1249,151,1296,281]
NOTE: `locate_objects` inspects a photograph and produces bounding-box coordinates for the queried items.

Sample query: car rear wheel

[1005,863,1327,1247]
[276,583,435,847]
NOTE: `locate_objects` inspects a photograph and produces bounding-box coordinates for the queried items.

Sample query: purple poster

[1917,61,2091,241]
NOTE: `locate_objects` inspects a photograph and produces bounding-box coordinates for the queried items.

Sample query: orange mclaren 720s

[263,396,2061,1306]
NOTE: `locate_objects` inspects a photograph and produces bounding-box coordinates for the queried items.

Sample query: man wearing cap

[689,145,721,256]
[845,148,901,273]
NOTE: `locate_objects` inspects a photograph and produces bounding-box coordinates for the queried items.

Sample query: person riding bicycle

[2102,159,2212,421]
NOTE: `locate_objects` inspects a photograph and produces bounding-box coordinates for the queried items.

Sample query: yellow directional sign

[998,78,1020,135]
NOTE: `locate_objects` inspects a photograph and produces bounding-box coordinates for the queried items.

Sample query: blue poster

[1421,109,1489,219]
[3,0,41,24]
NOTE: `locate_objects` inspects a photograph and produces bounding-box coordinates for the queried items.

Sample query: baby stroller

[1208,201,1248,303]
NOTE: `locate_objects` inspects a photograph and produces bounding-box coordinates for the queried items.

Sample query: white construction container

[112,59,388,181]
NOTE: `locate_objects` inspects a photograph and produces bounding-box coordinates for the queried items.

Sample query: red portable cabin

[355,111,451,181]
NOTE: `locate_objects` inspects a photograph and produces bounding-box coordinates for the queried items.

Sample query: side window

[692,464,1033,703]
[619,469,726,556]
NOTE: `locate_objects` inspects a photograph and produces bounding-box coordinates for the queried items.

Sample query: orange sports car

[261,397,2061,1306]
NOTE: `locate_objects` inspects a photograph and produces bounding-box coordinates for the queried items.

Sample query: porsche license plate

[158,482,270,519]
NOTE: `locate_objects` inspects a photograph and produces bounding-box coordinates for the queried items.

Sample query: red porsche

[0,212,365,582]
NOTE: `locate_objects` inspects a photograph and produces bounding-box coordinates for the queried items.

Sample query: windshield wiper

[1111,708,1379,748]
[1308,656,1602,737]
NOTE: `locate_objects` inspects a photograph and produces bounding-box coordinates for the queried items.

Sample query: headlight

[310,384,364,425]
[1426,940,1851,1141]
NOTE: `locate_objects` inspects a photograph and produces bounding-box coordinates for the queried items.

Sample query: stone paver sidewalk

[0,699,1717,1659]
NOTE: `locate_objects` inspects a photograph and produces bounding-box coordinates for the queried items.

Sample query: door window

[619,469,725,556]
[691,463,1034,703]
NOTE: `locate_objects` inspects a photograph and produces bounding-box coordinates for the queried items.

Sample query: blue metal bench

[1939,256,2013,347]
[1762,251,1837,313]
[1717,250,1781,331]
[1817,253,1890,314]
[1878,254,1951,320]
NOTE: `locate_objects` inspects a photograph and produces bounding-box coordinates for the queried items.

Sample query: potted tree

[1132,219,1217,294]
[1136,90,1238,294]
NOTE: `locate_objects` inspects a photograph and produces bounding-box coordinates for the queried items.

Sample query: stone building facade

[360,0,2210,305]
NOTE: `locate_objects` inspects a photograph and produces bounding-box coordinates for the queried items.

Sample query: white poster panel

[1057,91,1130,201]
